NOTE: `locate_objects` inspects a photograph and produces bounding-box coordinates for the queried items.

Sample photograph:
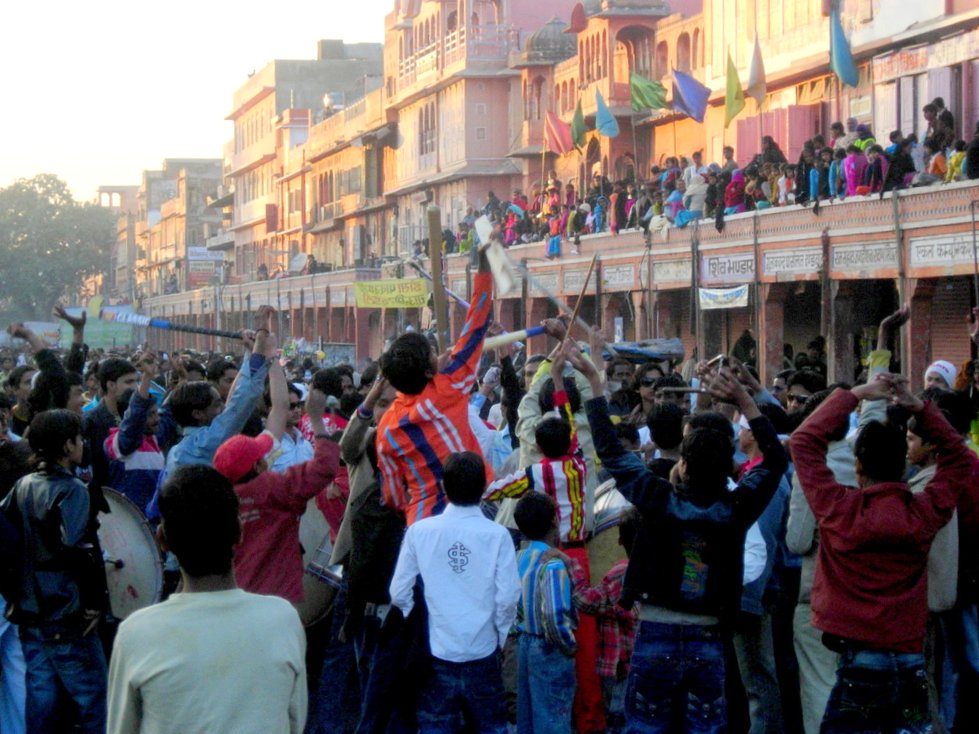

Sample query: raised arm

[54,305,88,374]
[113,355,157,458]
[265,356,289,442]
[440,247,493,387]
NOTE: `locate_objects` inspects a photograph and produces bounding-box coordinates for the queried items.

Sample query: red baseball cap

[213,433,274,483]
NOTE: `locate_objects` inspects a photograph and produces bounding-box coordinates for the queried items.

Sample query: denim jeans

[19,625,106,734]
[517,634,576,734]
[417,651,508,734]
[733,609,784,734]
[624,621,726,734]
[307,583,360,734]
[820,648,930,734]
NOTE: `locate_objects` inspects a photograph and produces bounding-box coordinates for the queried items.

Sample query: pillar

[907,278,934,386]
[758,283,788,387]
[830,281,856,385]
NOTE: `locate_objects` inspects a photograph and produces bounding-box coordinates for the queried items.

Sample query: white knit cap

[925,360,957,388]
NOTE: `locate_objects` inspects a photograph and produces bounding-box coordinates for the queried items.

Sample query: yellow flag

[724,49,745,129]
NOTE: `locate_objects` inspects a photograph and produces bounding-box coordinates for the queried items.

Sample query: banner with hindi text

[698,285,749,310]
[353,279,429,308]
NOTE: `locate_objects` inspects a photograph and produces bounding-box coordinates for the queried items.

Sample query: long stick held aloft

[559,254,598,351]
[99,310,243,340]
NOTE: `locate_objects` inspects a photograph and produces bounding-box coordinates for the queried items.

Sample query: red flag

[544,111,573,155]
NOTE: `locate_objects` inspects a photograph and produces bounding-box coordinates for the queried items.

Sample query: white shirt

[107,589,306,734]
[390,503,520,663]
[271,428,314,472]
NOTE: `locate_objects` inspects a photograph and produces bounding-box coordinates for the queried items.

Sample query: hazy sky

[1,0,391,202]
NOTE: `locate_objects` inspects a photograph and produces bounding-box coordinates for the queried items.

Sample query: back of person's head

[535,417,572,459]
[27,409,82,465]
[514,491,557,541]
[889,130,902,143]
[687,410,735,440]
[681,426,734,497]
[647,402,684,450]
[924,387,975,436]
[955,139,967,152]
[442,451,486,506]
[854,420,907,483]
[615,422,640,448]
[359,362,379,386]
[379,333,433,395]
[538,377,582,415]
[757,402,790,435]
[0,439,33,498]
[98,357,136,393]
[169,381,217,427]
[799,389,847,440]
[788,370,827,394]
[206,357,236,383]
[339,391,363,420]
[159,465,240,577]
[311,367,348,398]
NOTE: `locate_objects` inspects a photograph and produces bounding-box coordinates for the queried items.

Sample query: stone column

[758,282,788,386]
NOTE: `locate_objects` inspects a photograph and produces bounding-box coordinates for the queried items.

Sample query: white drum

[294,496,342,627]
[586,479,633,584]
[97,488,163,619]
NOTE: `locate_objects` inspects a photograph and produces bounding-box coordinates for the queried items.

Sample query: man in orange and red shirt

[377,246,492,525]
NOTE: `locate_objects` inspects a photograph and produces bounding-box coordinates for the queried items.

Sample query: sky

[0,0,391,202]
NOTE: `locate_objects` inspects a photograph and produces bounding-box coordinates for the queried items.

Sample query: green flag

[571,98,586,149]
[724,50,745,128]
[630,72,667,112]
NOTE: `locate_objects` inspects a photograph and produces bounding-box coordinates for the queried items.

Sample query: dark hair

[681,427,735,496]
[923,103,938,114]
[360,362,379,386]
[206,357,237,383]
[6,365,36,392]
[854,420,907,483]
[169,381,218,427]
[923,388,975,436]
[0,440,33,499]
[788,371,827,394]
[379,333,433,395]
[27,409,82,465]
[159,465,240,577]
[800,389,847,440]
[687,410,735,440]
[647,402,684,450]
[442,451,486,506]
[615,422,640,446]
[653,373,686,392]
[339,391,363,420]
[514,491,557,540]
[538,377,582,415]
[264,382,303,409]
[606,357,634,380]
[535,417,572,459]
[98,358,136,393]
[757,403,791,435]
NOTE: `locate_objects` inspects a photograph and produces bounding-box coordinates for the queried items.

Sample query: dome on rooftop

[524,17,576,64]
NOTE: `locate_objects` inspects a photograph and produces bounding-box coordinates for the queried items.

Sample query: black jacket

[586,396,788,619]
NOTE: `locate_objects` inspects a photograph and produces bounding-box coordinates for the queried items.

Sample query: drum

[97,488,163,620]
[293,496,342,627]
[586,479,633,584]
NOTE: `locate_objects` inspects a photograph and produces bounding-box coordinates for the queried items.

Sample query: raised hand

[877,304,910,351]
[851,373,894,402]
[890,375,924,412]
[53,304,86,331]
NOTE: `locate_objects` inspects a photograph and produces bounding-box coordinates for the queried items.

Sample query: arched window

[692,29,700,69]
[677,33,691,72]
[656,41,669,77]
[600,30,607,78]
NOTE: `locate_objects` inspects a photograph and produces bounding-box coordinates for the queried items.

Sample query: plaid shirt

[571,558,638,678]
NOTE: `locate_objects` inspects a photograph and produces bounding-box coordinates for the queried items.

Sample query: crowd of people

[419,99,979,261]
[2,244,979,734]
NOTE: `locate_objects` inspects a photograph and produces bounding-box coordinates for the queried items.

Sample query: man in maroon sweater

[213,357,340,603]
[791,374,975,734]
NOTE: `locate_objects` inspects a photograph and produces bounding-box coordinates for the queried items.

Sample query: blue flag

[830,7,858,87]
[594,89,620,137]
[672,69,710,123]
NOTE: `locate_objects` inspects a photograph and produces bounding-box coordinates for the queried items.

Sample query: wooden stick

[559,253,598,352]
[427,204,450,352]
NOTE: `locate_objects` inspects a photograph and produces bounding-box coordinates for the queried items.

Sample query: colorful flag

[629,73,667,112]
[724,50,745,129]
[571,98,586,149]
[544,110,573,155]
[594,89,620,137]
[830,5,858,87]
[747,35,767,106]
[672,69,711,123]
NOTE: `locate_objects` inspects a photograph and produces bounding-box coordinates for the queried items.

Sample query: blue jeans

[307,583,360,734]
[517,634,576,734]
[19,625,106,734]
[624,621,726,734]
[417,651,507,734]
[820,648,930,734]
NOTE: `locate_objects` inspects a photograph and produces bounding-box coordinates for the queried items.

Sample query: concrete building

[225,40,383,281]
[133,0,979,380]
[97,185,139,302]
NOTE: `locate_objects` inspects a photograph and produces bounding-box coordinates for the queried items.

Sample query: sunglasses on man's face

[289,401,304,410]
[640,378,657,387]
[788,393,811,404]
